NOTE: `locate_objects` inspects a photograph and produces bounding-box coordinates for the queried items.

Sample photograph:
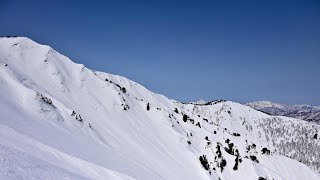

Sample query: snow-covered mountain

[246,101,320,124]
[0,37,319,180]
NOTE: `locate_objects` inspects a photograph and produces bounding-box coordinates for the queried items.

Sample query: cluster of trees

[104,78,127,94]
[36,93,57,111]
[232,133,241,137]
[37,93,53,105]
[199,155,210,170]
[122,104,130,111]
[261,147,271,155]
[182,114,194,124]
[246,144,256,153]
[204,136,211,146]
[182,114,202,129]
[258,177,268,180]
[249,155,259,163]
[121,87,127,93]
[71,111,83,122]
[222,139,242,170]
[183,114,188,122]
[258,117,320,172]
[233,150,241,170]
[224,139,236,155]
[215,144,227,172]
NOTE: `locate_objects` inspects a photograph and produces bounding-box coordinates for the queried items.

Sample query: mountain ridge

[0,37,319,180]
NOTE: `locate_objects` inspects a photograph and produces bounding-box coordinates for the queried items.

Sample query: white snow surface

[0,37,319,180]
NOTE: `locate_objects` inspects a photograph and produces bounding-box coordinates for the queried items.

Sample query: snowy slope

[0,37,319,180]
[246,101,320,124]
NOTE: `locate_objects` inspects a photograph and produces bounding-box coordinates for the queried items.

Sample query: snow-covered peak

[245,101,285,109]
[194,99,208,105]
[0,37,319,180]
[0,36,51,55]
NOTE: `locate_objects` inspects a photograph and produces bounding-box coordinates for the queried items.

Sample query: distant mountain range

[246,101,320,124]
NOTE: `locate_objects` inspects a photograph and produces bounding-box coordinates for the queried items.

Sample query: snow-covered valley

[0,37,319,180]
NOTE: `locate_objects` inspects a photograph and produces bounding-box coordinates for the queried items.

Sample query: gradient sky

[1,0,319,105]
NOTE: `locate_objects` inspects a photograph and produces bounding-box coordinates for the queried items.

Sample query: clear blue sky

[1,0,319,105]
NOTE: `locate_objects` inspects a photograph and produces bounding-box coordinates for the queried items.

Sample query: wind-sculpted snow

[0,144,88,180]
[0,37,319,180]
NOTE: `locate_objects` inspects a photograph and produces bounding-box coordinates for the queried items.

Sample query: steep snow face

[246,101,320,124]
[0,37,319,180]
